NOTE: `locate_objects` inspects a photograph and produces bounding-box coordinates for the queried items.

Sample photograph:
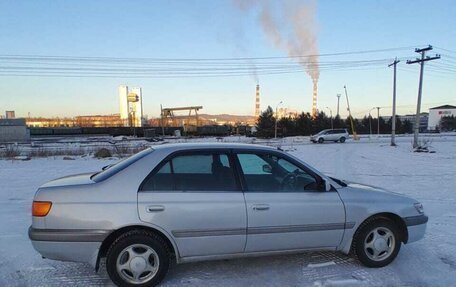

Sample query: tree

[332,115,346,129]
[440,115,456,131]
[256,106,275,138]
[295,112,313,135]
[278,116,297,137]
[402,119,413,134]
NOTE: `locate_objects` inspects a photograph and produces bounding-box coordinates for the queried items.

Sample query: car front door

[138,150,246,258]
[235,151,346,252]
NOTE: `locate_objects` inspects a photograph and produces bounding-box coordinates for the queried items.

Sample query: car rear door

[138,150,247,258]
[235,151,346,252]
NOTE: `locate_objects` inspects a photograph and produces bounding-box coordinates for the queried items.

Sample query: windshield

[316,130,329,135]
[91,148,154,182]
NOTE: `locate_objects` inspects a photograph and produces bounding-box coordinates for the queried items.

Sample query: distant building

[0,118,30,142]
[26,117,76,127]
[119,85,143,127]
[75,114,123,127]
[382,113,429,132]
[5,111,15,119]
[276,107,299,120]
[428,105,456,130]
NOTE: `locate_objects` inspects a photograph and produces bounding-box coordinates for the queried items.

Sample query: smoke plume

[234,0,320,86]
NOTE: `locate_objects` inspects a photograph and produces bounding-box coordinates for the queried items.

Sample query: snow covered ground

[1,135,455,286]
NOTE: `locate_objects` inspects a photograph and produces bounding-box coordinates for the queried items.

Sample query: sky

[0,0,455,119]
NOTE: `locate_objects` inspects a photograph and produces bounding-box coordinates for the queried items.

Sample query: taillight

[32,201,52,217]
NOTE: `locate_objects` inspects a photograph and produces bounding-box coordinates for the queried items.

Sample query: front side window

[236,153,319,192]
[141,152,238,192]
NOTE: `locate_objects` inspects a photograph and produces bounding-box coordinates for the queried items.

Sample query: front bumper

[403,214,428,243]
[29,227,110,267]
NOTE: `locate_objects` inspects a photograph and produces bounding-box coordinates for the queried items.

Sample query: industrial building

[119,85,144,127]
[5,111,15,119]
[75,115,123,127]
[428,105,456,130]
[0,118,30,142]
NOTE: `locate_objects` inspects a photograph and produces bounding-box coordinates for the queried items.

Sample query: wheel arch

[96,224,179,271]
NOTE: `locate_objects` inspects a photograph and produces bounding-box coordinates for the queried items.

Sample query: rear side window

[141,152,238,192]
[92,148,154,182]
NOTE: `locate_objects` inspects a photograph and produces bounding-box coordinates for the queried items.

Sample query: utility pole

[406,45,440,148]
[160,104,165,136]
[388,58,400,146]
[368,107,375,138]
[336,94,341,117]
[376,107,381,135]
[344,86,359,140]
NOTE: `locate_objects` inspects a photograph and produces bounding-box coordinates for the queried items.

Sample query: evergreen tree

[296,112,313,135]
[256,106,275,138]
[440,115,456,131]
[402,119,413,134]
[332,115,345,129]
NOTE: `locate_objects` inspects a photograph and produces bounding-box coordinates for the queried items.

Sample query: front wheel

[353,218,401,268]
[106,230,170,287]
[318,138,324,144]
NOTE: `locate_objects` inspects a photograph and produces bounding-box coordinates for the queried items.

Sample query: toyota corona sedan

[29,143,428,286]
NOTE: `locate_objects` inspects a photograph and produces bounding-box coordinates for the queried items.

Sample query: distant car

[29,143,427,286]
[311,129,350,143]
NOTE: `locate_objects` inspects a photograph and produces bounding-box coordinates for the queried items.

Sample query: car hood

[40,172,96,188]
[342,181,415,202]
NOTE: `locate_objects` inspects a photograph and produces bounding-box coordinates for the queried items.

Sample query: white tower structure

[130,87,143,127]
[119,85,129,126]
[118,85,143,127]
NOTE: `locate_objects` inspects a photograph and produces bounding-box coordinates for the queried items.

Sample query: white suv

[310,129,349,143]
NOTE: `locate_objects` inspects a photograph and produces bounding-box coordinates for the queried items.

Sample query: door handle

[146,205,165,212]
[253,204,270,211]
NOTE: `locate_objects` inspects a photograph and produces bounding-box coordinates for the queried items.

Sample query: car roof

[151,142,278,152]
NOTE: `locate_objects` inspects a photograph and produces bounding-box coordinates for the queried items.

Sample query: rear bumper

[403,215,428,243]
[30,240,101,267]
[29,227,110,267]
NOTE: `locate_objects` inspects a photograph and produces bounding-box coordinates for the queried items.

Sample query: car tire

[352,218,401,268]
[318,138,324,144]
[340,137,346,143]
[106,230,170,287]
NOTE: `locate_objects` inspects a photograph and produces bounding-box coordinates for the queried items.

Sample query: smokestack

[312,81,317,118]
[255,84,260,117]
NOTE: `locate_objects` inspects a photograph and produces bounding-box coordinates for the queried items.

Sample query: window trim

[232,149,325,193]
[138,149,242,193]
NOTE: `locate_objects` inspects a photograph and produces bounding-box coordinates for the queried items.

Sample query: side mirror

[262,164,273,174]
[102,164,113,171]
[324,180,332,191]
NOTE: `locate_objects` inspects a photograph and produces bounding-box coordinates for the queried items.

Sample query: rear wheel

[353,218,401,268]
[340,137,346,143]
[106,230,170,287]
[318,138,324,144]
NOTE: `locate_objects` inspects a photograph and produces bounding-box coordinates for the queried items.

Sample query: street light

[275,101,283,139]
[325,107,333,129]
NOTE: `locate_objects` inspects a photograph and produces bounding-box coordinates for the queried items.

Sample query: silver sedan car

[29,143,428,286]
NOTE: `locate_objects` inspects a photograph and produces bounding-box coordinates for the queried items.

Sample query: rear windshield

[91,148,154,182]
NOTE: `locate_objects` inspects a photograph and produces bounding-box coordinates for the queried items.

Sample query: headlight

[414,203,424,214]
